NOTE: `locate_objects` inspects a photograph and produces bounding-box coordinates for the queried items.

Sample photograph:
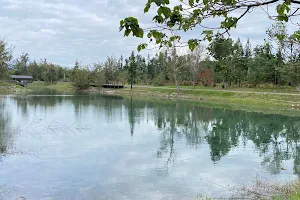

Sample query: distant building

[10,75,33,82]
[10,75,33,86]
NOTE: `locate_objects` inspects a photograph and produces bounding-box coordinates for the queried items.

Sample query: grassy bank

[1,81,75,94]
[24,82,300,115]
[110,85,300,116]
[162,84,300,93]
[4,81,300,115]
[196,179,300,200]
[27,81,75,93]
[0,81,28,94]
[117,86,300,107]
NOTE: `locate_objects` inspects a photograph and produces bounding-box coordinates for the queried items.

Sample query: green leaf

[137,43,148,52]
[153,15,164,23]
[202,30,213,35]
[174,5,183,11]
[285,3,290,12]
[276,4,284,15]
[207,35,213,42]
[158,6,171,17]
[277,15,288,22]
[124,29,131,36]
[135,28,144,38]
[188,0,194,6]
[275,34,285,41]
[188,39,198,51]
[144,3,151,13]
[155,0,163,6]
[121,17,144,38]
[293,31,300,38]
[158,6,163,15]
[167,20,175,28]
[169,35,181,42]
[202,30,213,42]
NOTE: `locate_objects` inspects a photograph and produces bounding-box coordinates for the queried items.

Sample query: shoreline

[3,82,300,116]
[106,86,300,116]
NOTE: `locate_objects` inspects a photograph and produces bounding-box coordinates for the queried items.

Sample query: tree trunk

[223,79,227,89]
[192,73,196,88]
[174,73,179,94]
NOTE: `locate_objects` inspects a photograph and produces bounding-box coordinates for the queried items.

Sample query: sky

[0,0,296,67]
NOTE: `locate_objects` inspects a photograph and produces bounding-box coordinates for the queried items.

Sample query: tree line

[0,22,299,90]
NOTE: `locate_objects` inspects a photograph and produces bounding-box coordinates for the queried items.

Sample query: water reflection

[4,94,300,177]
[0,97,13,160]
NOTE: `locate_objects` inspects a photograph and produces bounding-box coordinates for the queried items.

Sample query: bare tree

[188,44,206,88]
[167,46,187,93]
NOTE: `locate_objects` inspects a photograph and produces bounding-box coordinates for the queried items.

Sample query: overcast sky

[0,0,296,67]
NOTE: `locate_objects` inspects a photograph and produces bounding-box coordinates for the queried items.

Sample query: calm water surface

[0,94,300,200]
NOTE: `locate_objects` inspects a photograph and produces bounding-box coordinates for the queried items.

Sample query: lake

[0,93,299,200]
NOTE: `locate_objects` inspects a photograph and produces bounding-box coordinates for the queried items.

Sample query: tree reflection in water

[10,94,300,175]
[0,97,13,161]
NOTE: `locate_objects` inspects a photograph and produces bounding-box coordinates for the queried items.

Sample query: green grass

[195,180,300,200]
[0,81,15,87]
[131,85,300,103]
[4,81,300,115]
[1,81,74,94]
[114,85,300,116]
[137,84,300,93]
[0,81,26,94]
[271,181,300,200]
[28,81,75,92]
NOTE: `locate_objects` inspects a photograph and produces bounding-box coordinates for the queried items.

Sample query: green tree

[15,53,30,75]
[267,22,288,79]
[146,55,155,84]
[126,51,137,89]
[244,38,252,81]
[43,63,58,84]
[244,39,252,59]
[102,56,119,84]
[232,38,247,86]
[74,60,80,69]
[280,62,300,86]
[136,55,147,84]
[71,67,90,89]
[155,51,168,82]
[28,61,42,81]
[208,34,234,88]
[248,42,277,85]
[0,39,13,79]
[92,64,105,87]
[208,34,234,61]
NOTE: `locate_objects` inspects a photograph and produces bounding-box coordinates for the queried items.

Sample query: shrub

[153,73,165,86]
[71,68,90,89]
[197,69,215,87]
